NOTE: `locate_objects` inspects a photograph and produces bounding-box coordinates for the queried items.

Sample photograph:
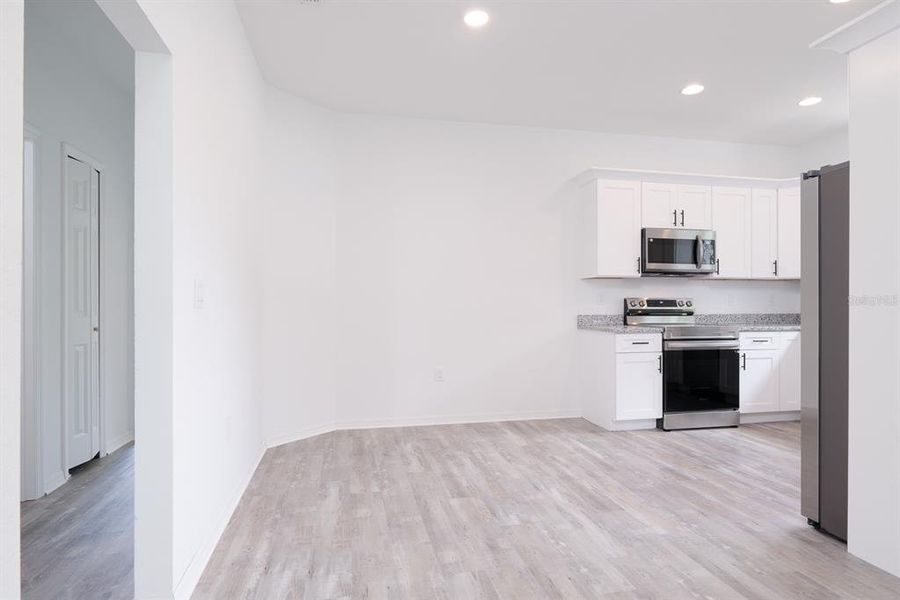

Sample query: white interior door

[65,155,100,469]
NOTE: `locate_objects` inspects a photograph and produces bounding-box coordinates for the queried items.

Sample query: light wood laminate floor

[195,420,900,599]
[21,443,133,600]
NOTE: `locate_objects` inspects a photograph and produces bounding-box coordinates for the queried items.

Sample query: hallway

[21,444,133,599]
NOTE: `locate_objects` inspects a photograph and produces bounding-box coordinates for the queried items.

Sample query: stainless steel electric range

[624,297,740,431]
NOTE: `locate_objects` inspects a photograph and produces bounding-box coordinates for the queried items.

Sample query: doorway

[2,0,173,597]
[20,0,135,597]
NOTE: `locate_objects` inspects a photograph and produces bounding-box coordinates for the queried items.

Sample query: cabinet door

[641,182,679,228]
[616,352,663,420]
[750,189,778,278]
[778,332,801,411]
[739,349,780,413]
[595,179,642,278]
[777,186,801,279]
[711,186,752,278]
[677,185,712,229]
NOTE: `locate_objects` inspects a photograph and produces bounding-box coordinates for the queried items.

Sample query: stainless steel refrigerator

[801,162,849,541]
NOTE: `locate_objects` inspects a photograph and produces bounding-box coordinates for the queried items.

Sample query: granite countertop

[577,313,800,334]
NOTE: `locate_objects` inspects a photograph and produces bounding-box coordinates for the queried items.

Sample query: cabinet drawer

[740,332,779,350]
[616,334,662,353]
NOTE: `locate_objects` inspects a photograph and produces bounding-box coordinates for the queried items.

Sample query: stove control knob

[638,300,646,307]
[686,301,693,307]
[677,300,685,307]
[629,301,637,307]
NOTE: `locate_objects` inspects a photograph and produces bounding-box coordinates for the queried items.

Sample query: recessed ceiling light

[799,96,823,107]
[830,0,851,4]
[464,9,490,28]
[681,83,705,96]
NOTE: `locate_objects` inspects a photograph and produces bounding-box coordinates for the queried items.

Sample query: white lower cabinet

[576,331,662,431]
[739,331,801,416]
[778,332,801,411]
[615,351,663,421]
[578,330,798,431]
[739,349,780,413]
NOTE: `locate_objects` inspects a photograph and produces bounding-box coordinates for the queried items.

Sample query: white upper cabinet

[777,186,802,279]
[711,186,752,278]
[750,188,779,278]
[641,183,711,229]
[677,185,712,229]
[577,172,801,281]
[642,182,679,228]
[579,179,642,278]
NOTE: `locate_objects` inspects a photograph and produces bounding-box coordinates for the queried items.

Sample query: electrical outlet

[433,367,445,383]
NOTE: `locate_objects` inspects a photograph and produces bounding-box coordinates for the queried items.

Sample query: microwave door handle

[695,234,702,269]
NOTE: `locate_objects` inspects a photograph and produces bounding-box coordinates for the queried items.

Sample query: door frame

[3,1,175,595]
[60,143,105,473]
[21,124,43,501]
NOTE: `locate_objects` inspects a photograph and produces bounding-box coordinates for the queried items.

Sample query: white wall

[797,127,849,172]
[131,1,268,596]
[24,0,135,495]
[260,87,338,446]
[846,27,900,578]
[331,114,802,427]
[0,1,24,595]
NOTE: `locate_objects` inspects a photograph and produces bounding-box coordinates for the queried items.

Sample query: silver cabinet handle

[672,209,677,226]
[716,258,720,275]
[657,354,662,373]
[752,339,768,343]
[680,209,685,227]
[636,256,641,273]
[632,340,650,345]
[773,259,778,276]
[741,353,747,370]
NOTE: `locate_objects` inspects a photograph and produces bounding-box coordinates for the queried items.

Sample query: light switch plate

[193,279,205,310]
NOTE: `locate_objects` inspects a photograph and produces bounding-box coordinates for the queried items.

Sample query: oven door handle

[664,340,739,351]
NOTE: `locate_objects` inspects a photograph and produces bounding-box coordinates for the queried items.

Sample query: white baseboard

[172,443,267,600]
[740,411,801,424]
[43,468,67,496]
[266,410,582,449]
[607,418,658,432]
[334,409,581,432]
[106,430,134,454]
[265,422,336,449]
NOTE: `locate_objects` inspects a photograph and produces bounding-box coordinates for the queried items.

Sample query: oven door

[642,228,716,274]
[663,340,739,414]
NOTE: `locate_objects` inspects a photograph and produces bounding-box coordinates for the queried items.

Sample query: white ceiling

[236,0,875,147]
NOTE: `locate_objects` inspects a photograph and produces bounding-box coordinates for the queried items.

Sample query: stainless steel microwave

[641,228,716,275]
